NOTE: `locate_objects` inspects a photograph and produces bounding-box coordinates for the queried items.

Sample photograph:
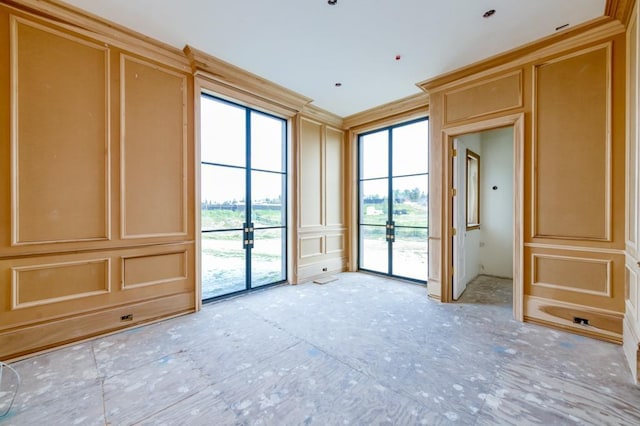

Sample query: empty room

[1,0,640,424]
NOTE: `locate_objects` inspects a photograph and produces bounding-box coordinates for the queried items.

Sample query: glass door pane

[201,96,245,167]
[391,120,429,281]
[251,111,285,172]
[360,225,388,273]
[201,165,245,231]
[201,230,246,299]
[392,120,429,176]
[358,118,428,283]
[361,130,389,179]
[201,94,287,301]
[252,228,285,287]
[392,227,428,281]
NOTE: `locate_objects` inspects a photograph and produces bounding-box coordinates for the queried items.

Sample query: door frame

[442,113,524,320]
[194,75,295,310]
[197,93,288,302]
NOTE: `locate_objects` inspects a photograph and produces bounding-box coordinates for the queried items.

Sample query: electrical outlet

[322,267,328,272]
[573,317,589,326]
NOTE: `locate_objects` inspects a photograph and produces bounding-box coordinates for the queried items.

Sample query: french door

[200,94,287,300]
[358,118,429,282]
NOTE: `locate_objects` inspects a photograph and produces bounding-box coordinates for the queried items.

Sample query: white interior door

[453,138,467,300]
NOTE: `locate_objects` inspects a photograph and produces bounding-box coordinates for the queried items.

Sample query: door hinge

[452,228,457,236]
[452,148,457,157]
[451,188,457,197]
[451,266,454,276]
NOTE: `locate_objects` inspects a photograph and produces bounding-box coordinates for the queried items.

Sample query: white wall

[455,133,482,297]
[479,127,514,278]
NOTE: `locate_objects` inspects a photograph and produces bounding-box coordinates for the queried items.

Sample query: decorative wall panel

[121,55,187,238]
[12,259,109,309]
[326,234,344,254]
[534,46,611,240]
[299,117,323,228]
[300,236,323,259]
[325,126,343,226]
[122,251,187,289]
[445,71,522,123]
[532,253,611,297]
[11,17,110,244]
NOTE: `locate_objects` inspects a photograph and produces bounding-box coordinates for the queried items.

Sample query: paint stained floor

[1,273,639,425]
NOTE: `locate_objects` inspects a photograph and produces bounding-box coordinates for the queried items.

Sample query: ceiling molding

[185,45,312,114]
[300,104,344,129]
[418,17,624,93]
[605,0,636,26]
[3,0,190,71]
[343,92,429,130]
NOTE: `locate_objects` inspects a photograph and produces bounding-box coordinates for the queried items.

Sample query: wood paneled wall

[294,115,347,283]
[0,4,195,360]
[624,0,640,384]
[420,19,627,342]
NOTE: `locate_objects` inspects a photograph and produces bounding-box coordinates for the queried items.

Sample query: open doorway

[442,113,524,320]
[453,127,514,300]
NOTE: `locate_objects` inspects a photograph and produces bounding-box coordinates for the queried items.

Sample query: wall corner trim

[606,0,636,27]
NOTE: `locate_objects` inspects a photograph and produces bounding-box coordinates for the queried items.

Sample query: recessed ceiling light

[483,9,496,18]
[335,82,342,87]
[555,23,570,31]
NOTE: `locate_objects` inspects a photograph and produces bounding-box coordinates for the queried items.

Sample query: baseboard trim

[524,295,623,343]
[0,292,195,361]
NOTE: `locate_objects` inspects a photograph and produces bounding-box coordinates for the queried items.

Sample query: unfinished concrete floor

[1,273,639,425]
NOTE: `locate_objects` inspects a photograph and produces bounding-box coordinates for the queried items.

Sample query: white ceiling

[62,0,606,117]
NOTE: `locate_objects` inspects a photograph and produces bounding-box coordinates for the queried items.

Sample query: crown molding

[418,17,624,93]
[343,92,429,130]
[3,0,190,71]
[300,104,344,128]
[185,45,312,115]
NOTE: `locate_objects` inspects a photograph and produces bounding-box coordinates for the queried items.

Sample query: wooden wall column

[420,18,627,343]
[0,2,195,360]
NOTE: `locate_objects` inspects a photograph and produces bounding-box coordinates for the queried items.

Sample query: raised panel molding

[11,259,110,309]
[532,44,612,241]
[300,235,323,259]
[122,251,187,289]
[325,233,344,254]
[444,71,522,123]
[10,16,111,245]
[120,55,188,239]
[325,126,344,227]
[532,253,612,297]
[298,117,324,228]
